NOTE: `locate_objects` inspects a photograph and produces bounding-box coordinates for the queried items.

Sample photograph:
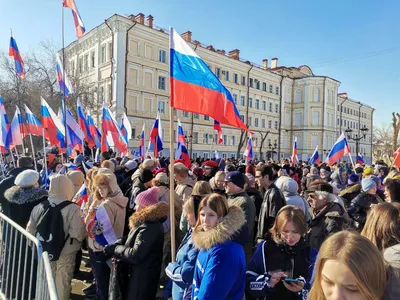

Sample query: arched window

[295,89,302,103]
[313,87,320,102]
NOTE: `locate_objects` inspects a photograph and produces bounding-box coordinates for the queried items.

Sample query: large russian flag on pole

[56,53,74,97]
[243,136,253,161]
[66,109,84,151]
[24,104,46,137]
[0,97,11,150]
[62,0,86,38]
[41,97,66,148]
[169,28,247,131]
[309,145,321,165]
[326,133,351,166]
[9,106,25,146]
[9,36,25,79]
[120,112,132,144]
[148,112,163,157]
[101,103,127,153]
[77,99,95,148]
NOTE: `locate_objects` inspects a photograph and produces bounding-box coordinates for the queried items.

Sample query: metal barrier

[0,212,59,300]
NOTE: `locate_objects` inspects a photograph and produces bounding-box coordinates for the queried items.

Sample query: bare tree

[392,112,400,153]
[373,123,394,164]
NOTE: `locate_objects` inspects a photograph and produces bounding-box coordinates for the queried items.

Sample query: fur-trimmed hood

[192,205,245,250]
[339,183,361,197]
[4,186,48,205]
[129,201,169,229]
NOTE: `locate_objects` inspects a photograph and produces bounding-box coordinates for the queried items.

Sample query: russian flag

[41,97,66,149]
[56,53,74,97]
[87,205,118,246]
[139,124,145,161]
[309,145,321,165]
[0,97,11,150]
[148,112,163,157]
[169,28,247,131]
[243,136,253,161]
[175,120,191,167]
[291,137,298,165]
[213,120,223,144]
[101,103,127,153]
[120,112,132,144]
[87,113,101,148]
[326,133,351,166]
[9,36,25,79]
[357,153,365,165]
[77,99,95,148]
[62,0,85,38]
[9,106,25,147]
[66,109,84,152]
[73,183,88,206]
[24,104,47,138]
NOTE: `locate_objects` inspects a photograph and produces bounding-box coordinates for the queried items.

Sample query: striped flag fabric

[139,124,145,161]
[77,99,95,148]
[309,146,321,165]
[326,133,351,166]
[213,120,223,144]
[148,112,163,157]
[9,35,25,79]
[243,136,253,161]
[357,153,365,165]
[56,53,74,97]
[62,0,85,38]
[41,97,66,149]
[9,106,25,147]
[291,137,298,165]
[120,112,132,144]
[175,119,190,167]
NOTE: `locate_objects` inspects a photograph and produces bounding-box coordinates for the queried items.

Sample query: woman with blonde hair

[308,231,397,300]
[246,205,317,299]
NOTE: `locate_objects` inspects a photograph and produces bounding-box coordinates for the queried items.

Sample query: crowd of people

[1,150,400,300]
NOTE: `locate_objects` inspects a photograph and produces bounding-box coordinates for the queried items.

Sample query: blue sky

[1,0,399,127]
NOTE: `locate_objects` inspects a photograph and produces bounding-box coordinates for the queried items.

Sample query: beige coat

[175,176,196,203]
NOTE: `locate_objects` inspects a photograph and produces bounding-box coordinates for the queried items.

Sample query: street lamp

[323,149,331,161]
[268,142,277,161]
[345,126,369,158]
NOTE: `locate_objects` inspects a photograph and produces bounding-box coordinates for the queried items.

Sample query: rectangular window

[268,120,272,129]
[240,96,245,106]
[183,111,189,118]
[158,76,166,90]
[275,87,279,95]
[215,67,221,78]
[158,101,165,114]
[256,80,260,90]
[240,115,244,122]
[194,113,199,119]
[262,82,267,91]
[312,111,320,126]
[223,135,227,145]
[131,128,136,139]
[225,71,229,81]
[234,73,238,84]
[159,49,166,63]
[269,103,273,112]
[294,112,303,126]
[78,57,83,73]
[204,115,210,121]
[231,136,236,146]
[241,76,246,86]
[203,133,208,144]
[262,119,266,128]
[262,101,266,111]
[233,94,238,104]
[274,120,278,130]
[275,104,279,113]
[108,84,112,101]
[255,118,259,127]
[249,78,254,88]
[193,132,198,144]
[249,97,253,108]
[248,117,252,126]
[101,46,106,64]
[255,99,260,110]
[84,54,89,72]
[91,51,95,68]
[269,85,273,93]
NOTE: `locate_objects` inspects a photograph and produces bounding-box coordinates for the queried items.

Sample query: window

[275,87,279,95]
[231,136,236,146]
[295,89,302,103]
[145,45,154,60]
[294,112,303,126]
[262,101,266,111]
[193,132,198,144]
[91,51,95,68]
[70,60,75,75]
[269,102,273,112]
[249,97,253,108]
[158,101,165,114]
[84,54,89,72]
[249,78,254,88]
[314,87,320,102]
[108,83,112,101]
[234,73,238,84]
[233,94,238,104]
[240,115,244,122]
[269,85,273,93]
[255,99,260,109]
[78,57,83,73]
[225,71,229,81]
[262,119,266,128]
[312,111,320,126]
[337,118,340,125]
[203,133,209,144]
[241,76,246,86]
[262,82,267,91]
[248,117,252,126]
[101,45,106,64]
[194,114,199,119]
[223,135,227,145]
[158,76,166,90]
[183,111,189,118]
[274,120,278,130]
[275,104,279,113]
[215,67,221,78]
[255,118,259,127]
[204,115,210,121]
[108,43,112,61]
[131,128,136,139]
[240,96,245,106]
[256,80,260,90]
[268,120,272,129]
[159,49,166,63]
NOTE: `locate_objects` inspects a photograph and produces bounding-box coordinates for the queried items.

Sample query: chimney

[228,49,240,60]
[206,45,215,51]
[134,13,145,24]
[262,59,268,70]
[271,57,278,69]
[146,15,154,28]
[181,31,192,42]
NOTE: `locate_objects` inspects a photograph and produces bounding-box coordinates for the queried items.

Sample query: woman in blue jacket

[191,193,246,300]
[165,195,202,300]
[246,205,318,300]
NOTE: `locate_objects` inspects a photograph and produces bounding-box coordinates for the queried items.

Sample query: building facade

[63,13,375,163]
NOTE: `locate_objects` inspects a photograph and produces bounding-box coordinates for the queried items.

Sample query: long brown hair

[269,205,307,243]
[308,231,387,300]
[361,202,400,251]
[194,193,229,230]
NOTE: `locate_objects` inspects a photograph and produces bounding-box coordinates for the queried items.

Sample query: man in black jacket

[255,164,286,244]
[0,156,33,213]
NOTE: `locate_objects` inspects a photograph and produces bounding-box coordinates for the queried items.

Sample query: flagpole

[91,148,94,162]
[61,2,68,151]
[10,149,16,168]
[42,128,48,176]
[0,152,5,176]
[29,133,37,171]
[169,107,176,262]
[347,153,356,173]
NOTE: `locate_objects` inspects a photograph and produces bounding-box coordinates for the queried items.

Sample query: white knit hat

[15,170,39,188]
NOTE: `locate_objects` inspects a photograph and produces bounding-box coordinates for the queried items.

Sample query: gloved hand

[104,243,118,256]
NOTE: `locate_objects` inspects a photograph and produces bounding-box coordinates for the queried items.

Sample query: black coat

[111,202,168,300]
[348,192,383,230]
[0,167,32,213]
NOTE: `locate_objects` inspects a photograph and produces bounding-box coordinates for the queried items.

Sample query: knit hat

[154,168,167,176]
[348,174,359,185]
[369,175,381,186]
[225,171,245,189]
[142,159,155,170]
[74,154,84,164]
[225,164,236,172]
[135,187,159,208]
[203,160,218,168]
[15,170,39,188]
[154,172,169,185]
[363,167,374,177]
[139,169,154,184]
[245,173,255,186]
[124,160,138,171]
[361,177,377,192]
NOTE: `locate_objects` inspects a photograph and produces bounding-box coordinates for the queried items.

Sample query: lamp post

[268,142,277,161]
[323,149,331,162]
[345,125,369,159]
[184,134,193,158]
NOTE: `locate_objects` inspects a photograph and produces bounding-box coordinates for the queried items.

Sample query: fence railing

[0,212,59,300]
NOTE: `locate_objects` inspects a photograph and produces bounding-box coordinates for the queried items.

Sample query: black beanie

[140,169,154,183]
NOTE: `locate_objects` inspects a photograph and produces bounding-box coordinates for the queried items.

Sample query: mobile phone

[283,278,301,283]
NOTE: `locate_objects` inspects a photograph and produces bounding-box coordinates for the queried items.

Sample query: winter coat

[347,192,383,230]
[157,185,182,233]
[305,174,320,190]
[4,186,48,228]
[166,230,200,300]
[307,202,348,249]
[191,205,247,300]
[383,266,400,300]
[290,173,302,193]
[339,184,361,208]
[256,184,286,242]
[0,167,32,213]
[330,169,347,190]
[384,244,400,272]
[175,176,195,203]
[120,169,136,196]
[246,187,263,238]
[300,176,308,195]
[246,236,318,300]
[86,191,128,252]
[228,192,256,262]
[110,201,168,300]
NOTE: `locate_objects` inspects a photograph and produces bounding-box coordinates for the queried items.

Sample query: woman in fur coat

[191,193,246,300]
[104,187,169,300]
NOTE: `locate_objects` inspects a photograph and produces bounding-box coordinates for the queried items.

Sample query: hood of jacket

[129,201,169,229]
[177,175,196,187]
[275,176,298,197]
[192,205,245,250]
[106,191,128,209]
[339,183,361,197]
[4,186,48,205]
[384,244,400,270]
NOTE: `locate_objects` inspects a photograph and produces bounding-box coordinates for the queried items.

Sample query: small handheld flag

[309,146,321,165]
[148,112,163,157]
[326,133,351,166]
[175,120,191,167]
[139,124,145,161]
[213,120,223,144]
[357,153,365,165]
[120,112,132,144]
[9,35,25,79]
[243,136,253,161]
[291,137,298,165]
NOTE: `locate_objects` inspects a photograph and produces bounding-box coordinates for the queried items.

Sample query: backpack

[35,200,75,261]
